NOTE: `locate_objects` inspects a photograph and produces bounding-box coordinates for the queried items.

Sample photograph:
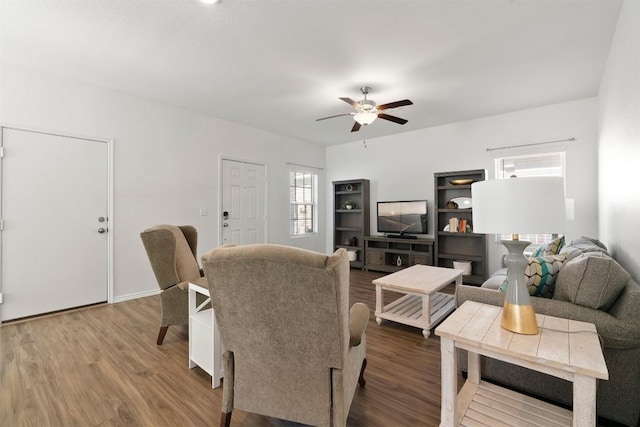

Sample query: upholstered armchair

[202,244,369,427]
[140,224,207,345]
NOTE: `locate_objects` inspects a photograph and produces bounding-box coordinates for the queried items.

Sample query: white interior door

[221,159,266,245]
[1,128,109,321]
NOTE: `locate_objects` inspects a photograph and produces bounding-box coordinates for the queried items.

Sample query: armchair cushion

[554,252,630,311]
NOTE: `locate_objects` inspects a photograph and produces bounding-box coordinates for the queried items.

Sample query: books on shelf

[447,218,470,233]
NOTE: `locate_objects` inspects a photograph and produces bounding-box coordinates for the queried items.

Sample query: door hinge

[0,147,4,158]
[0,219,4,230]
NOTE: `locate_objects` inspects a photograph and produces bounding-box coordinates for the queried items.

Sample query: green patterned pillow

[499,254,568,298]
[532,236,565,257]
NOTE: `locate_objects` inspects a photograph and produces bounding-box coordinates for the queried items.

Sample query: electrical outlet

[200,208,208,216]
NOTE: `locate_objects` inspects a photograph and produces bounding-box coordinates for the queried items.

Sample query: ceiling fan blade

[378,113,408,125]
[377,99,413,111]
[351,122,361,132]
[316,113,353,121]
[340,97,359,108]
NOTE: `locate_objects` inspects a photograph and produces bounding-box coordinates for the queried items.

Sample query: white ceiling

[0,0,622,146]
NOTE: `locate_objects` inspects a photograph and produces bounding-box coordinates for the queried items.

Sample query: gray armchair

[140,224,207,345]
[202,244,369,427]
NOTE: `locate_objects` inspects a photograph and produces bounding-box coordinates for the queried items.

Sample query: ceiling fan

[316,86,413,132]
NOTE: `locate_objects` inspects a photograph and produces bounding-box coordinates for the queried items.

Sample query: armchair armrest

[349,303,370,347]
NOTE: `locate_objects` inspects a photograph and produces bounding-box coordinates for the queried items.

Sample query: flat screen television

[377,200,428,237]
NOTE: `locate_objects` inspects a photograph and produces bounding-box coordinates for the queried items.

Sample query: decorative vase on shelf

[343,200,358,210]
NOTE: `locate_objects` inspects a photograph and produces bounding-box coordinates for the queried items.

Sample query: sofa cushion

[570,236,608,251]
[559,237,609,261]
[500,254,568,298]
[532,235,565,257]
[554,253,630,311]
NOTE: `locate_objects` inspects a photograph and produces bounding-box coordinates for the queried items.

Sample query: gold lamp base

[501,302,539,335]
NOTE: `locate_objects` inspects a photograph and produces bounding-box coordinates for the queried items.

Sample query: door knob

[98,228,107,234]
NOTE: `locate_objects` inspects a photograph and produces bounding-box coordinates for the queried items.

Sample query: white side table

[188,281,223,388]
[436,301,609,426]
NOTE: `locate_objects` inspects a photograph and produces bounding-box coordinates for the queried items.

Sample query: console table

[364,236,433,273]
[436,301,608,426]
[188,282,223,388]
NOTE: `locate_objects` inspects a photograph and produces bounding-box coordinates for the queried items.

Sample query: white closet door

[1,128,109,321]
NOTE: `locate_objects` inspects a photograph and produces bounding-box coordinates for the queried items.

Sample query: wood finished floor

[0,269,462,427]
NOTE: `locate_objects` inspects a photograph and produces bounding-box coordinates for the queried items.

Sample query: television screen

[377,200,428,234]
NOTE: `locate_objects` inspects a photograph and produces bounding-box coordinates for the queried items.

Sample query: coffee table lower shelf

[375,292,454,338]
[455,380,572,426]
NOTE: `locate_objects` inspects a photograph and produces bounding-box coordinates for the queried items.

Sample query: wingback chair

[140,224,207,345]
[202,244,369,427]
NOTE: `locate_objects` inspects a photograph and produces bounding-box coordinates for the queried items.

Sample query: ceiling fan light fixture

[354,111,378,126]
[358,99,376,110]
[316,86,411,131]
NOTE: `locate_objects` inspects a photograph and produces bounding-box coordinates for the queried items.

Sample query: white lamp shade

[354,111,378,125]
[471,177,566,235]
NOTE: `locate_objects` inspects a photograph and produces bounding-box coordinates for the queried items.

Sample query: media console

[364,235,434,273]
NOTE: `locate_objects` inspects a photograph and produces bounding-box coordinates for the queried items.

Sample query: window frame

[289,168,318,237]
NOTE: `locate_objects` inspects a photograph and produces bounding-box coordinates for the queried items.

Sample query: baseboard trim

[113,288,160,303]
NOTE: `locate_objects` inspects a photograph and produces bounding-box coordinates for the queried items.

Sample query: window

[290,170,318,236]
[495,151,565,245]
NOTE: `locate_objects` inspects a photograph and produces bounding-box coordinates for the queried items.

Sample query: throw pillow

[570,236,608,251]
[554,253,630,311]
[532,235,565,257]
[562,237,609,258]
[499,254,568,298]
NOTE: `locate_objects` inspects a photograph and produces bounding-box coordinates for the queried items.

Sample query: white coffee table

[373,264,463,338]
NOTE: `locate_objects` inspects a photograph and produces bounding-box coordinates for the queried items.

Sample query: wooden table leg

[467,350,480,385]
[440,337,456,427]
[375,285,383,325]
[573,374,597,426]
[188,286,196,369]
[422,293,431,338]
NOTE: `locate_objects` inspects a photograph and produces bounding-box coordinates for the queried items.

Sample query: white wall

[0,62,326,300]
[598,0,640,281]
[326,98,599,273]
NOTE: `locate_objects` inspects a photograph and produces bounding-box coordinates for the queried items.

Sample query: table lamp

[471,176,566,334]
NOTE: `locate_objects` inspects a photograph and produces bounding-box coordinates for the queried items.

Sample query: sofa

[456,237,640,426]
